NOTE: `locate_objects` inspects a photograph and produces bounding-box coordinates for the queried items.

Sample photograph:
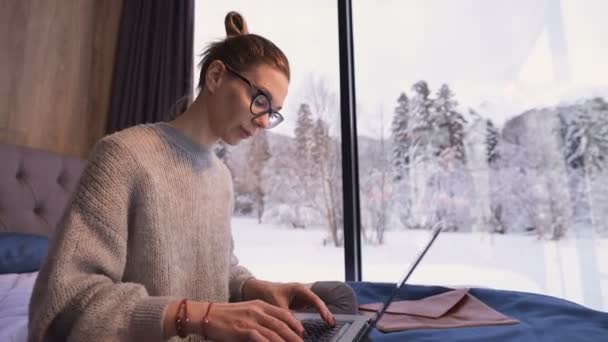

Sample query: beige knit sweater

[28,123,253,342]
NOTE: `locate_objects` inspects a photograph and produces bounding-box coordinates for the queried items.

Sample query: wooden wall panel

[0,0,122,157]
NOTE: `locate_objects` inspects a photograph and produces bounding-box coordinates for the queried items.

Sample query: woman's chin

[221,135,240,146]
[223,129,250,146]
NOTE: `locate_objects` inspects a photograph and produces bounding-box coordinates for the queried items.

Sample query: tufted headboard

[0,143,86,237]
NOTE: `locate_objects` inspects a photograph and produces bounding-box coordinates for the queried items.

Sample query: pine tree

[248,131,271,223]
[391,93,410,181]
[291,103,317,226]
[435,84,467,163]
[312,118,330,165]
[295,103,315,165]
[562,98,608,172]
[408,81,434,161]
[294,103,315,190]
[407,81,439,229]
[560,98,608,235]
[486,119,500,163]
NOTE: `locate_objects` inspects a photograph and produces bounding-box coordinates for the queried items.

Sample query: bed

[1,142,607,341]
[0,143,85,342]
[352,282,608,341]
[0,272,36,341]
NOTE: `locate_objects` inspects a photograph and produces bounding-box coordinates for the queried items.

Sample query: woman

[29,11,355,342]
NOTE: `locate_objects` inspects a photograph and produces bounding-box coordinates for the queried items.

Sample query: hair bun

[225,11,249,37]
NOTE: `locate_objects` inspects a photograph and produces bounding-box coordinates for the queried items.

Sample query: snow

[232,217,608,312]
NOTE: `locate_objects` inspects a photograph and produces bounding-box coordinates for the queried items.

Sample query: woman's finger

[242,328,270,342]
[254,324,290,342]
[260,302,305,338]
[294,285,336,326]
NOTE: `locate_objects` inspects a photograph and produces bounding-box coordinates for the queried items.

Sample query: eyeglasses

[225,65,284,129]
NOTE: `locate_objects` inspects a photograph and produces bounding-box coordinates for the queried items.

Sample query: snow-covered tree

[408,81,434,158]
[561,98,608,172]
[435,84,467,164]
[261,134,315,228]
[486,119,500,164]
[248,131,272,223]
[361,108,392,244]
[292,103,317,226]
[559,97,608,235]
[295,104,315,165]
[312,117,343,246]
[391,93,410,181]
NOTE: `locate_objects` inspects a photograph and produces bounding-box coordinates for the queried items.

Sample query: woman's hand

[203,300,306,342]
[243,279,337,326]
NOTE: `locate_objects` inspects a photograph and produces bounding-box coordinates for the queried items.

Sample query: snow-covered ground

[232,217,608,312]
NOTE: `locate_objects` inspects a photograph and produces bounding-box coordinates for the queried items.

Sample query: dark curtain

[105,0,194,134]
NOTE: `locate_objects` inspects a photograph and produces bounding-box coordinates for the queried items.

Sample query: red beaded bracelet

[201,302,214,340]
[175,298,189,338]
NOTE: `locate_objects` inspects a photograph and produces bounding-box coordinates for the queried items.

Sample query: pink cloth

[359,289,519,332]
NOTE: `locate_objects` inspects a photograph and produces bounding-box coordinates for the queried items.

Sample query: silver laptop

[295,223,443,341]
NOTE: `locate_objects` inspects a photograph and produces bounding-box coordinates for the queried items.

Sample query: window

[353,0,608,311]
[194,1,345,282]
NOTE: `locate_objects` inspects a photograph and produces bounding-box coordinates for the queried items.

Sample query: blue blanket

[350,282,608,342]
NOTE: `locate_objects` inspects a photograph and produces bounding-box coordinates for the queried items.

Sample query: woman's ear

[205,60,226,94]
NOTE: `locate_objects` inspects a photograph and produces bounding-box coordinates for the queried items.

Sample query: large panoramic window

[195,1,345,282]
[353,0,608,311]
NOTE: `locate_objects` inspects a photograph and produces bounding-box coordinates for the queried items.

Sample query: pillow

[0,233,49,274]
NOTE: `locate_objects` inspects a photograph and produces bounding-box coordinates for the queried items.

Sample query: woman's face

[205,61,289,145]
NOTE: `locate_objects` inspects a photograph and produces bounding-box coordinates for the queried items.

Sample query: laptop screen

[368,223,443,330]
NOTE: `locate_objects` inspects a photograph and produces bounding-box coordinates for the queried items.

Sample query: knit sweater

[28,123,253,342]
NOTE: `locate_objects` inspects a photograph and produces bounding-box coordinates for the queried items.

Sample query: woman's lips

[240,126,252,138]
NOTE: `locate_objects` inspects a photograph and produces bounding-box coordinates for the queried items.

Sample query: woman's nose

[253,114,270,129]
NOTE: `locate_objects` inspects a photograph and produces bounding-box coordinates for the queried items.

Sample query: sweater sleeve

[228,237,255,302]
[28,137,174,342]
[223,162,254,302]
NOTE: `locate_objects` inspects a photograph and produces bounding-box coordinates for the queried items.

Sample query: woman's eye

[253,95,269,108]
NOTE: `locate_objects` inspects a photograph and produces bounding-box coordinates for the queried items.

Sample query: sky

[194,0,608,138]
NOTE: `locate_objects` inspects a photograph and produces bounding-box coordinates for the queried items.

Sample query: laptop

[295,223,443,342]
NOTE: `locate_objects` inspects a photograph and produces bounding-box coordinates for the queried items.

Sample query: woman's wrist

[191,302,222,340]
[241,277,258,301]
[162,300,214,339]
[200,302,214,339]
[242,278,274,301]
[185,301,211,336]
[162,300,181,339]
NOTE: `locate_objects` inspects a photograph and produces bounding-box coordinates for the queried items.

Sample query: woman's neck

[167,96,218,150]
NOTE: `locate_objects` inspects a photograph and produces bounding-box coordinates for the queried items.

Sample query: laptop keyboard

[302,320,347,342]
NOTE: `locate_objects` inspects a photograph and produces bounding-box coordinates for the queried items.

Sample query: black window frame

[338,0,363,282]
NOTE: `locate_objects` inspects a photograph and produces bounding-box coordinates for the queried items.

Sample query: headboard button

[16,169,25,180]
[33,205,43,215]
